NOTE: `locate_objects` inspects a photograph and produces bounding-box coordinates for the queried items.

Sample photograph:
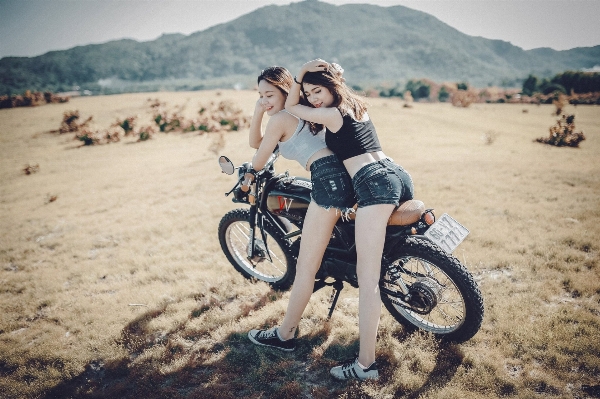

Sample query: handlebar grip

[240,172,255,192]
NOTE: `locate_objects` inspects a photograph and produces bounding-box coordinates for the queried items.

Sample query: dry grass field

[1,90,599,399]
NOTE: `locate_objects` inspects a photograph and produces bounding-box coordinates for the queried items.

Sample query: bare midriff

[305,147,335,171]
[342,151,388,178]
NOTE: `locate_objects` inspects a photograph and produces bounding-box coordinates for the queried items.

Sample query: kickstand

[327,280,344,320]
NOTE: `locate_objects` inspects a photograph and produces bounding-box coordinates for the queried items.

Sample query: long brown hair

[302,65,368,133]
[257,66,310,132]
[257,66,293,96]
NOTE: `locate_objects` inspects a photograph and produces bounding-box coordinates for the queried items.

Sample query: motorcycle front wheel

[218,209,296,290]
[381,236,484,342]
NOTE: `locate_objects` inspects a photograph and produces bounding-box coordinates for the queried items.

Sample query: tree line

[522,71,600,96]
[375,71,599,103]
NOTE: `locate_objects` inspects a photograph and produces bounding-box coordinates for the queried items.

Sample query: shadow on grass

[41,293,466,399]
[398,342,465,399]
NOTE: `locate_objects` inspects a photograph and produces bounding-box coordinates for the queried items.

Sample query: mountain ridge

[1,0,598,93]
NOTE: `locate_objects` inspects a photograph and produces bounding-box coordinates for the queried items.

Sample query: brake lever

[224,181,239,196]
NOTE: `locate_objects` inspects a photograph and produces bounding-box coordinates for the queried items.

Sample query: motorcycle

[217,150,484,342]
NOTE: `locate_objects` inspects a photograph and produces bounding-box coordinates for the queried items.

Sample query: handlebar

[239,148,279,192]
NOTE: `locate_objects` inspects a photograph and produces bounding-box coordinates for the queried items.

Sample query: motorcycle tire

[381,236,484,342]
[218,209,296,290]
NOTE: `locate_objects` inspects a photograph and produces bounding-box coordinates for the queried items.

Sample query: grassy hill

[1,0,600,93]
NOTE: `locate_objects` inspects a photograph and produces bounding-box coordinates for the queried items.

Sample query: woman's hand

[254,98,266,115]
[301,59,329,74]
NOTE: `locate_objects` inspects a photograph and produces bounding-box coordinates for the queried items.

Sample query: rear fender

[383,231,433,256]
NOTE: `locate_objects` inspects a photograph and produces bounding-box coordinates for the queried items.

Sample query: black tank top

[325,114,382,161]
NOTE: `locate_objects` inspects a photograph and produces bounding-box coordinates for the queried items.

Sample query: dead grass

[1,92,599,398]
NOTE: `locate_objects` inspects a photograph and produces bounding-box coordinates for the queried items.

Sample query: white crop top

[278,111,327,169]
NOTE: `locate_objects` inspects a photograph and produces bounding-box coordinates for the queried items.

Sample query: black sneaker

[330,357,379,380]
[248,327,296,352]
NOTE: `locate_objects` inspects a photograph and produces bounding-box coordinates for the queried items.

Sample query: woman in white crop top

[247,67,355,351]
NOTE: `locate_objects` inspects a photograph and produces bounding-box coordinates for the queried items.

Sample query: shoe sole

[247,331,296,352]
[330,372,379,381]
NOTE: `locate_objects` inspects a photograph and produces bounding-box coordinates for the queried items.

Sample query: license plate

[424,213,469,253]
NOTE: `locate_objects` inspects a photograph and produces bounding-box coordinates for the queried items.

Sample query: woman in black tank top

[285,59,415,381]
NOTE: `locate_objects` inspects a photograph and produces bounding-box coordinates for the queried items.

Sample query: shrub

[75,128,102,146]
[23,163,40,175]
[51,99,251,147]
[152,100,250,134]
[113,116,137,136]
[552,93,568,116]
[58,110,93,134]
[0,90,69,109]
[482,131,498,145]
[137,125,157,142]
[451,90,479,107]
[535,114,585,147]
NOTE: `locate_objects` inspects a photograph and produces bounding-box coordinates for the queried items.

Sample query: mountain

[1,0,599,94]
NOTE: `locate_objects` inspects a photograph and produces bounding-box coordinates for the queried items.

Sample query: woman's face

[258,80,286,116]
[303,83,335,109]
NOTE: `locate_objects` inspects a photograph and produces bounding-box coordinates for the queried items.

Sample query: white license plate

[424,213,469,253]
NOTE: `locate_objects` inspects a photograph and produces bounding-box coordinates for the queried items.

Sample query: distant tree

[438,86,450,102]
[542,83,567,95]
[551,71,600,93]
[405,80,430,100]
[522,74,538,96]
[457,82,469,91]
[417,84,430,100]
[379,85,403,98]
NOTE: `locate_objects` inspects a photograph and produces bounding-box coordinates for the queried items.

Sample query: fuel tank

[266,176,311,222]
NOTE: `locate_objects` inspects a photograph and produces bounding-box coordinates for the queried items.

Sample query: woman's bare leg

[278,202,340,340]
[354,204,395,366]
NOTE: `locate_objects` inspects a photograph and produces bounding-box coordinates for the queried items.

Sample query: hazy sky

[1,0,599,59]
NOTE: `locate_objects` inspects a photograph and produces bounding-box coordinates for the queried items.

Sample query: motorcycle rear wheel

[218,209,296,290]
[381,236,484,342]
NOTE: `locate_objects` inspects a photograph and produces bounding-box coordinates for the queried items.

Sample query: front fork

[246,204,258,259]
[246,182,273,263]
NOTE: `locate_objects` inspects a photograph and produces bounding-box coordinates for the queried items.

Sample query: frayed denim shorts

[309,154,356,212]
[352,158,414,208]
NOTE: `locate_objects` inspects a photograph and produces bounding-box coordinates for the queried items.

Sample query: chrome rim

[225,220,288,283]
[383,256,466,334]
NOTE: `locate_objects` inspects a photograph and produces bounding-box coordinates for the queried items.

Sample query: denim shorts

[310,154,356,211]
[352,158,414,208]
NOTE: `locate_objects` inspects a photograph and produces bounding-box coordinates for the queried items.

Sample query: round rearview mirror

[218,156,235,175]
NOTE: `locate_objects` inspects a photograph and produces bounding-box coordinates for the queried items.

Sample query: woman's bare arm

[285,59,342,129]
[251,113,287,170]
[249,99,266,149]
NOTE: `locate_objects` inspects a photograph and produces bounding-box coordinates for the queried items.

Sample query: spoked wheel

[381,237,484,342]
[218,209,296,290]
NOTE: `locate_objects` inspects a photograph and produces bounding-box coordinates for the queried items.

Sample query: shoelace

[341,358,359,370]
[257,328,277,339]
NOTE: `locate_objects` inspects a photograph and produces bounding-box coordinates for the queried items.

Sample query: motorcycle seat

[347,199,429,226]
[387,200,426,226]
